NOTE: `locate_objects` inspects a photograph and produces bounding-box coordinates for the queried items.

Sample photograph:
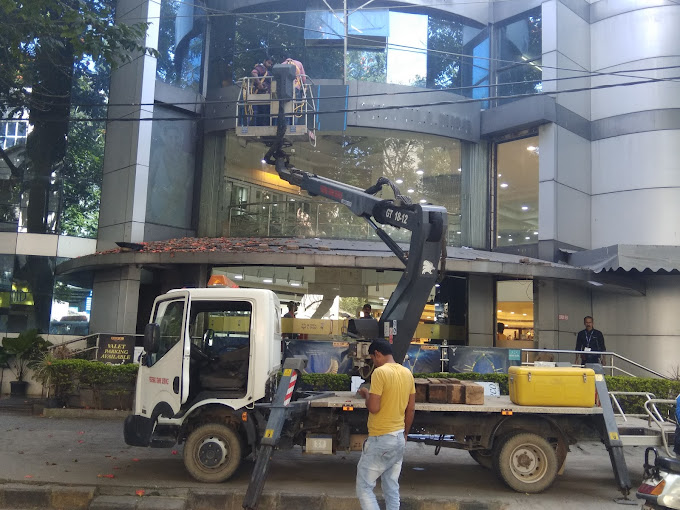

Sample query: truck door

[137,292,190,419]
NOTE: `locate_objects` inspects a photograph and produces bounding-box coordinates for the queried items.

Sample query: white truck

[124,64,636,508]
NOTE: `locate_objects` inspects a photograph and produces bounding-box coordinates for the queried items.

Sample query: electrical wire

[20,73,680,124]
[1,63,678,111]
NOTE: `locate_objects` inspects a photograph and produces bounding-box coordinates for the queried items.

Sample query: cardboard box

[349,434,367,452]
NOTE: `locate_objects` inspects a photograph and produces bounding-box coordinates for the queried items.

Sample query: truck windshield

[189,301,252,356]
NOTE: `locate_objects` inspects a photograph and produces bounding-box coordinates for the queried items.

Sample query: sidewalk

[0,410,646,510]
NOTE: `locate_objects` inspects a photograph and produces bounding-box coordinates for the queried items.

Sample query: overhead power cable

[22,74,680,124]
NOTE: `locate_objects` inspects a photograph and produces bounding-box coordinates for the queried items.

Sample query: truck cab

[124,286,282,453]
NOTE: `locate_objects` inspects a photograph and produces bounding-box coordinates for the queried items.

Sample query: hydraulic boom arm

[265,64,448,363]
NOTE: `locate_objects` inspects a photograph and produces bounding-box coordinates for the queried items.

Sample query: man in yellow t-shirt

[356,340,416,510]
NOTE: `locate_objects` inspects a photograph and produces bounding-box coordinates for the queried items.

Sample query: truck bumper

[124,414,153,447]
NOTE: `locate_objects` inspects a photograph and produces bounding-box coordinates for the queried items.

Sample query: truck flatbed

[310,392,605,415]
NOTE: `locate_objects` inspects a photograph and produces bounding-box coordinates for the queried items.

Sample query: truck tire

[183,423,242,483]
[469,449,494,470]
[494,432,558,493]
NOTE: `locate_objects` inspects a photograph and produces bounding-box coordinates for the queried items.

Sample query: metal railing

[643,398,677,457]
[609,392,662,422]
[520,348,668,379]
[235,75,316,135]
[50,333,142,361]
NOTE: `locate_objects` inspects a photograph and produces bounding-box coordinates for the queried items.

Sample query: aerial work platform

[236,74,316,140]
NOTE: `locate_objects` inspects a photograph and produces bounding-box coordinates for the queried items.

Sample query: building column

[467,274,494,347]
[97,0,160,251]
[90,266,142,334]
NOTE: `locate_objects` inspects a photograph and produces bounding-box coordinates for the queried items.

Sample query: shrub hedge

[48,361,680,416]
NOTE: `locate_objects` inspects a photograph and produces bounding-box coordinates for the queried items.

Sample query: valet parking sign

[97,334,135,364]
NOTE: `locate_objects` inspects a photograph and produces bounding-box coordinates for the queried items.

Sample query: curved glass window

[213,129,461,244]
[208,1,484,93]
[157,0,206,91]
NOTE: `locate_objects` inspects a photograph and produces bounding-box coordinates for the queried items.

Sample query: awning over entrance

[568,244,680,273]
[54,237,645,294]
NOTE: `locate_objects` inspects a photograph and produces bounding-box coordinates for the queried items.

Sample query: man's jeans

[356,433,406,510]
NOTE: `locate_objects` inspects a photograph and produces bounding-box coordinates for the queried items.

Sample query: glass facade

[494,8,542,104]
[496,135,539,247]
[157,0,206,92]
[208,1,485,91]
[210,129,461,243]
[147,107,197,229]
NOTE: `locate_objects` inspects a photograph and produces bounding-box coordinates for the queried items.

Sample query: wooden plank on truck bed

[309,393,605,415]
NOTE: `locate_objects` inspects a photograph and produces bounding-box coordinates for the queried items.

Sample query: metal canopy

[568,244,680,273]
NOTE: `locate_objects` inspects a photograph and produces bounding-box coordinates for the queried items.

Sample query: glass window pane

[148,299,186,366]
[496,280,534,344]
[387,12,427,86]
[10,255,56,333]
[496,136,539,247]
[218,129,461,244]
[50,273,93,336]
[156,0,205,91]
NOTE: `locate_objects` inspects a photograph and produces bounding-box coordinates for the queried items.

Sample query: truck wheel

[494,432,558,493]
[469,449,494,470]
[183,423,242,483]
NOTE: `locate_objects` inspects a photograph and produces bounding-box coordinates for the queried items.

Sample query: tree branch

[0,144,21,179]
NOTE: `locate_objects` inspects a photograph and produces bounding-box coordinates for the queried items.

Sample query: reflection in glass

[211,1,486,93]
[50,268,93,336]
[146,108,196,229]
[157,0,206,91]
[495,8,542,104]
[496,136,538,247]
[10,256,56,333]
[217,129,461,244]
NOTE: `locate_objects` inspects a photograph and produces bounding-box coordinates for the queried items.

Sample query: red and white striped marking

[283,372,297,406]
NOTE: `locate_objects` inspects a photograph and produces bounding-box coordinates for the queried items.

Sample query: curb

[0,483,509,510]
[42,409,129,420]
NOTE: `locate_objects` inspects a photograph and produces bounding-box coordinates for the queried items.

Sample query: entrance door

[136,291,190,419]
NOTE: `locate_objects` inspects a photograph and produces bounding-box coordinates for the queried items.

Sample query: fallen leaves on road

[171,450,178,455]
[24,475,33,479]
[97,474,115,478]
[132,458,140,462]
[135,490,145,497]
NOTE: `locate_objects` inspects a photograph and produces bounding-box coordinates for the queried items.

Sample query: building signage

[97,334,135,364]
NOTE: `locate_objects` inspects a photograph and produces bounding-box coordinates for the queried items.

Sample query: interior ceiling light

[527,145,537,151]
[233,275,243,280]
[416,169,424,175]
[458,168,462,172]
[407,188,414,193]
[261,159,266,164]
[525,236,530,240]
[456,231,461,234]
[533,231,538,235]
[419,199,427,203]
[263,278,273,283]
[290,282,301,287]
[521,205,529,211]
[395,178,404,184]
[500,183,509,188]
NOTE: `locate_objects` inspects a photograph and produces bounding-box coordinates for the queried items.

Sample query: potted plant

[2,329,52,398]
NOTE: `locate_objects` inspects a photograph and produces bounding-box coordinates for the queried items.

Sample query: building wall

[593,275,680,378]
[589,3,680,248]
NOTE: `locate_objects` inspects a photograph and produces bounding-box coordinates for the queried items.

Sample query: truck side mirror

[203,328,215,349]
[144,323,161,353]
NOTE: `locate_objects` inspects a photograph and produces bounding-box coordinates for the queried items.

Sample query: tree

[0,0,153,234]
